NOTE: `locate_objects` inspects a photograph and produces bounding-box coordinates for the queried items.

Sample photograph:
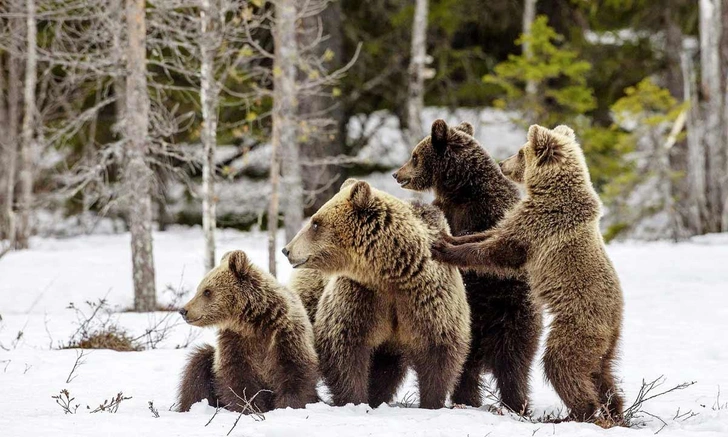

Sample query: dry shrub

[61,299,142,352]
[67,327,141,352]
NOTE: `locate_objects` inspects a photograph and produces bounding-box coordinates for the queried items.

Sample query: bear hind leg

[543,330,601,422]
[489,300,541,414]
[597,333,624,420]
[368,344,407,408]
[450,344,484,408]
[177,344,219,412]
[412,343,466,409]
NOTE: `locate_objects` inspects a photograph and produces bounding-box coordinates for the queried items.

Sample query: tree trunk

[699,0,725,233]
[4,29,21,248]
[16,0,37,250]
[0,54,7,240]
[523,0,538,97]
[200,0,219,272]
[125,0,157,311]
[268,137,281,277]
[269,0,299,275]
[113,1,126,131]
[406,0,429,144]
[276,0,302,244]
[721,0,728,230]
[664,6,692,236]
[682,49,708,234]
[298,2,344,215]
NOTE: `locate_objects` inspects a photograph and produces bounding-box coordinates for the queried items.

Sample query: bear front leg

[315,277,381,406]
[270,326,319,409]
[216,330,274,413]
[442,230,494,246]
[177,344,218,412]
[431,237,527,279]
[368,343,407,408]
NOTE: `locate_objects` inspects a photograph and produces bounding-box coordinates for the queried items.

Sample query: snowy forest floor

[1,227,727,436]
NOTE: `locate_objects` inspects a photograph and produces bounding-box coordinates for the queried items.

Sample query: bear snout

[281,247,290,257]
[179,308,188,320]
[392,171,399,180]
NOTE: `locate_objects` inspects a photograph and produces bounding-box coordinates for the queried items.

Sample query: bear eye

[203,289,212,298]
[412,155,418,166]
[311,219,319,231]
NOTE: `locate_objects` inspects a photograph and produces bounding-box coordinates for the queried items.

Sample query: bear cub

[433,125,624,421]
[394,119,542,413]
[177,250,318,413]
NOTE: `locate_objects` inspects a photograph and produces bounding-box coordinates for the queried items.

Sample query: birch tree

[16,0,37,249]
[199,0,218,272]
[522,0,537,97]
[126,0,157,311]
[270,0,298,275]
[1,0,22,251]
[406,0,429,143]
[0,53,9,253]
[698,0,725,233]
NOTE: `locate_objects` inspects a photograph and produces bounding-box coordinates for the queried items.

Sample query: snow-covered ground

[1,228,727,436]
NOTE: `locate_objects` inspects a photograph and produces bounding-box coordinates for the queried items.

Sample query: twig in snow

[148,401,160,418]
[52,389,79,414]
[641,411,667,434]
[227,388,271,435]
[88,392,132,413]
[713,386,727,411]
[66,349,88,383]
[205,400,226,427]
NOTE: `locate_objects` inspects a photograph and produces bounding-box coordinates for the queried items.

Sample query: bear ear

[553,125,576,141]
[226,250,251,280]
[431,119,449,153]
[348,180,373,211]
[340,178,358,191]
[528,124,564,165]
[453,121,474,136]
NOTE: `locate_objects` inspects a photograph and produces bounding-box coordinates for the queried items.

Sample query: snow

[1,228,727,436]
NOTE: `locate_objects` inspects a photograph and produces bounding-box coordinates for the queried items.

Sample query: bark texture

[16,0,37,249]
[125,0,157,311]
[406,0,429,143]
[276,0,302,244]
[200,0,219,272]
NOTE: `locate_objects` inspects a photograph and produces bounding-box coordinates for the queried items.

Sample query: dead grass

[65,327,142,352]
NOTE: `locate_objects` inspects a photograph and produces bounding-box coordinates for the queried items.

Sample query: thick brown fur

[283,180,471,409]
[287,200,452,325]
[288,268,327,325]
[432,125,624,421]
[394,119,542,413]
[177,251,318,413]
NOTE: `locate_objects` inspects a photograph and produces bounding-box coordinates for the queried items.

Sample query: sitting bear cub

[177,250,318,413]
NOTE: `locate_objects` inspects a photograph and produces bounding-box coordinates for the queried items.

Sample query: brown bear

[282,179,471,409]
[393,119,542,413]
[432,125,624,421]
[177,250,318,413]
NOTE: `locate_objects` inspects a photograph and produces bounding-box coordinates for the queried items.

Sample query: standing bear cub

[393,119,542,413]
[283,179,471,409]
[177,250,318,413]
[433,125,624,421]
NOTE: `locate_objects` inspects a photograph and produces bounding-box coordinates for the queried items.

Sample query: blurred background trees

[1,0,727,304]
